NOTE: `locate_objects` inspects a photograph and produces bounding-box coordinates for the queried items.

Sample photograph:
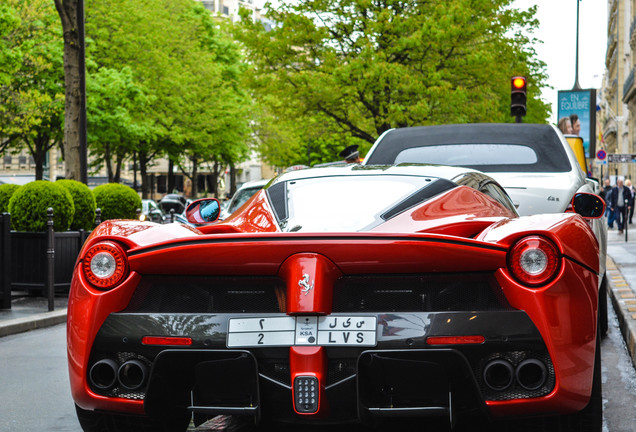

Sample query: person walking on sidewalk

[609,178,633,234]
[626,179,636,224]
[600,178,614,228]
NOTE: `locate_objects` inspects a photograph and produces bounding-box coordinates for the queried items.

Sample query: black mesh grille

[124,276,285,313]
[332,273,510,312]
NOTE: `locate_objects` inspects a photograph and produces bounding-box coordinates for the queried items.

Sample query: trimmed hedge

[57,179,96,231]
[92,183,141,221]
[8,181,75,231]
[0,183,20,213]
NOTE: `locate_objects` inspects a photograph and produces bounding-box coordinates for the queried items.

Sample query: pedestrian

[609,178,633,234]
[569,114,581,136]
[601,178,614,228]
[558,117,573,135]
[626,179,636,224]
[339,145,361,164]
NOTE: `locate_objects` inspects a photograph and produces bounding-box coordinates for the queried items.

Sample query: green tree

[236,0,550,166]
[86,0,252,198]
[86,66,154,183]
[0,0,65,179]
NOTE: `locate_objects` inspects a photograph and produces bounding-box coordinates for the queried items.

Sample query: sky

[512,0,608,123]
[257,1,609,124]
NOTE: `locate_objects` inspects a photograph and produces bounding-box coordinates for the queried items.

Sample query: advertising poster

[557,89,597,158]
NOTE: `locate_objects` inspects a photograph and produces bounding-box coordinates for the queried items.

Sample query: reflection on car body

[68,165,603,432]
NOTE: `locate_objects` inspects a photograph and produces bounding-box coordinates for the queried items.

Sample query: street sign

[607,153,636,163]
[596,149,606,160]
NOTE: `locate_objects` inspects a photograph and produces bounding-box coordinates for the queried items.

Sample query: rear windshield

[395,144,538,166]
[271,175,450,232]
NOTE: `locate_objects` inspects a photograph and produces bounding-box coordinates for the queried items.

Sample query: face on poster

[557,90,594,157]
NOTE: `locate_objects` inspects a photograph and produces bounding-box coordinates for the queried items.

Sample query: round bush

[0,184,20,213]
[92,183,141,221]
[8,181,75,232]
[57,179,96,230]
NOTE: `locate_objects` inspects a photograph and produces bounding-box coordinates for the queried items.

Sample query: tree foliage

[0,0,65,179]
[236,0,550,167]
[86,0,252,198]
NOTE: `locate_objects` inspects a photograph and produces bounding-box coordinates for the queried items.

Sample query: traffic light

[511,76,527,121]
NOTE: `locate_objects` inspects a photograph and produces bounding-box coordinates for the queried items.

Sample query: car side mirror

[185,199,220,224]
[571,193,605,219]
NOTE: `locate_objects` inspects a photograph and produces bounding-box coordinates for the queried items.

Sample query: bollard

[95,208,102,227]
[46,207,55,312]
[625,199,629,243]
[1,213,10,310]
[170,208,175,223]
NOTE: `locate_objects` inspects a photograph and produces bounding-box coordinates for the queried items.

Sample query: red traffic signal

[512,77,526,90]
[511,76,527,119]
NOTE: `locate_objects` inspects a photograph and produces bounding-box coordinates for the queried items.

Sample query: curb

[0,308,67,338]
[605,257,636,369]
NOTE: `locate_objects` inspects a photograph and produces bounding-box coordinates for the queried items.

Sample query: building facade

[605,0,635,181]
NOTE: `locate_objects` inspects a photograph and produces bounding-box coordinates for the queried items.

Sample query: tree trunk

[230,164,237,196]
[212,162,220,198]
[139,150,149,199]
[104,143,113,182]
[54,0,82,181]
[167,158,175,193]
[190,155,199,198]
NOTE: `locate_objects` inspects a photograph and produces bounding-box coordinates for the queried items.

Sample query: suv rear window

[395,144,538,166]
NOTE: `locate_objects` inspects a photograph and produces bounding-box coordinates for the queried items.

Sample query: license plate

[227,316,377,348]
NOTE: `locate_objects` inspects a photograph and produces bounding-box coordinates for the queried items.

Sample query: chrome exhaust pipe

[117,359,148,391]
[482,359,514,391]
[515,359,547,391]
[89,359,118,390]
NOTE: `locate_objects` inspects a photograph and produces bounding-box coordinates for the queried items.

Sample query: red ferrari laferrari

[67,165,604,431]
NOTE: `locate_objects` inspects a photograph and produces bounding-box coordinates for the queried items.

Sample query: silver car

[220,179,270,220]
[364,123,609,334]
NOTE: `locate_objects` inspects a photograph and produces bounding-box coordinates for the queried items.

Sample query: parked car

[139,199,165,223]
[220,178,270,219]
[68,164,604,431]
[363,123,609,335]
[158,193,191,216]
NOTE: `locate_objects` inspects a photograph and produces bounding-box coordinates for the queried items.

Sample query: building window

[3,155,11,165]
[223,6,230,15]
[201,1,215,12]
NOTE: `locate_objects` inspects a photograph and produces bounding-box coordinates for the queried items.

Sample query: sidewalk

[0,293,67,337]
[606,227,636,368]
[1,229,636,370]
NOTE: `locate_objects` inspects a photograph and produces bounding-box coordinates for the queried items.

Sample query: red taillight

[142,336,193,346]
[82,242,128,289]
[426,335,485,345]
[508,236,560,286]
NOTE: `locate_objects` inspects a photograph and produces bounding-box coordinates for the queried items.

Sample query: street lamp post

[573,0,582,91]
